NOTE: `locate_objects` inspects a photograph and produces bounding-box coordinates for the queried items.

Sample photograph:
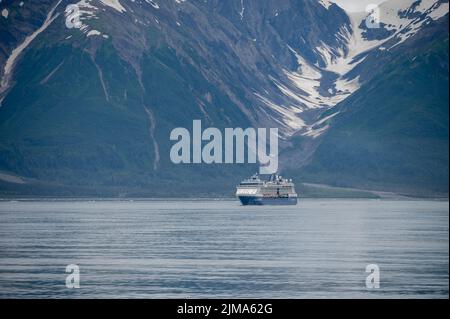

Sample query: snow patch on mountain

[145,0,160,10]
[384,0,449,48]
[87,29,102,36]
[335,76,360,95]
[355,0,449,50]
[239,0,245,20]
[313,0,448,76]
[99,0,126,13]
[66,0,120,38]
[318,0,333,9]
[255,43,360,138]
[255,93,306,135]
[303,111,340,138]
[71,0,99,34]
[317,20,380,76]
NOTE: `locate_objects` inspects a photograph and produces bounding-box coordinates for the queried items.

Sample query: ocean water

[0,199,448,299]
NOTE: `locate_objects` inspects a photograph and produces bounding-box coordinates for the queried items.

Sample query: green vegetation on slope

[291,35,449,196]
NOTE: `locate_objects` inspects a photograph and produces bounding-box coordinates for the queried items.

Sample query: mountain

[282,0,449,196]
[0,0,448,197]
[285,26,449,196]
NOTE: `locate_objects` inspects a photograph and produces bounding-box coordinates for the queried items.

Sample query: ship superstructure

[236,174,298,205]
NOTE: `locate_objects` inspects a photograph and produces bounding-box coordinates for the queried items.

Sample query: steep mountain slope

[0,0,354,195]
[0,0,448,196]
[285,15,449,195]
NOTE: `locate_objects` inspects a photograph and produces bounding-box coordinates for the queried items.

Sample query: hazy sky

[332,0,387,12]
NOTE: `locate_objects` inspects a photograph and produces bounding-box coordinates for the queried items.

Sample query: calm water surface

[0,199,448,298]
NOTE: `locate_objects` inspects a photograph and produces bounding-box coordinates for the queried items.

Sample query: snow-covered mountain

[289,0,449,138]
[0,0,448,196]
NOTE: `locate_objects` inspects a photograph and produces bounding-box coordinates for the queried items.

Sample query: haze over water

[0,199,448,298]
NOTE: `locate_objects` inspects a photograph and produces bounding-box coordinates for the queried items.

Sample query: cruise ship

[236,173,298,205]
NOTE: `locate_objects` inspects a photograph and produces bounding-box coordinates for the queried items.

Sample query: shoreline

[0,197,448,202]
